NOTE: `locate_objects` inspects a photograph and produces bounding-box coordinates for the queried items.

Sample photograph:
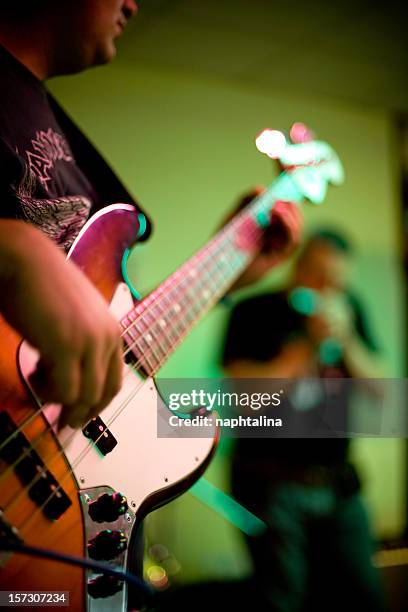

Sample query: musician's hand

[229,186,303,290]
[0,220,123,429]
[306,291,355,346]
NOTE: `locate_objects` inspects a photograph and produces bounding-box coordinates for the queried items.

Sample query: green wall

[49,56,406,581]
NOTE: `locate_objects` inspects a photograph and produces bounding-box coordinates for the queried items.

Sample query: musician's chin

[93,40,118,66]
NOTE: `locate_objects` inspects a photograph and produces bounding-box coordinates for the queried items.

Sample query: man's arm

[0,219,123,429]
[222,189,303,292]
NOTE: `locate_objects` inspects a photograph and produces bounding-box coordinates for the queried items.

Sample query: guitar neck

[121,172,303,376]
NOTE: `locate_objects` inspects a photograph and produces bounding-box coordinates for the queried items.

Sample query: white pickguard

[18,283,217,516]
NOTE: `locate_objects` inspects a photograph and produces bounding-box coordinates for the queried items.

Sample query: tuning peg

[289,123,315,144]
[255,129,287,159]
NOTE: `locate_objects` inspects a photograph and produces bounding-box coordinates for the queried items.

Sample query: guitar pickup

[82,417,117,456]
[0,412,29,463]
[0,411,72,520]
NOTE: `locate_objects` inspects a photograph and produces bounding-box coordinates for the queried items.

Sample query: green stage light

[190,478,267,537]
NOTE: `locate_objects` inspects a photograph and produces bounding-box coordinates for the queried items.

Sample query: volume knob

[87,529,127,560]
[88,575,123,599]
[88,492,128,523]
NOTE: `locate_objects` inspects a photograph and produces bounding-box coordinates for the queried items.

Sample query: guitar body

[0,130,342,608]
[0,320,85,609]
[0,204,218,610]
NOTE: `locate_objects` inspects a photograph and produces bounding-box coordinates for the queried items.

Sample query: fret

[141,307,173,354]
[176,276,202,318]
[215,249,236,280]
[185,282,206,315]
[136,318,164,361]
[122,312,163,375]
[124,334,157,375]
[197,270,219,307]
[121,183,284,373]
[194,244,224,297]
[197,249,224,297]
[207,255,224,282]
[176,296,197,336]
[121,314,139,349]
[146,297,168,328]
[142,319,166,362]
[131,339,158,375]
[146,284,189,340]
[156,294,192,352]
[159,292,189,344]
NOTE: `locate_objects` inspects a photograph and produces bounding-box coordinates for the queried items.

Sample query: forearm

[0,219,59,316]
[0,220,35,302]
[0,217,123,428]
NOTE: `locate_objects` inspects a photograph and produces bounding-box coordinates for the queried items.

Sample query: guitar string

[2,169,316,530]
[0,214,248,462]
[0,234,240,481]
[7,167,318,536]
[7,165,306,524]
[0,222,252,506]
[0,188,270,462]
[2,169,313,532]
[0,366,143,495]
[121,229,253,360]
[119,206,261,355]
[1,188,279,521]
[120,179,282,350]
[1,227,258,522]
[11,238,256,536]
[0,193,262,455]
[0,233,248,509]
[0,193,277,524]
[0,165,303,456]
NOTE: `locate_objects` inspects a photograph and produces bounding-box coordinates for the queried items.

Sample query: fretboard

[121,172,302,376]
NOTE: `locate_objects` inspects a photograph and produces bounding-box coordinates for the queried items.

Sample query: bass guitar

[0,129,343,610]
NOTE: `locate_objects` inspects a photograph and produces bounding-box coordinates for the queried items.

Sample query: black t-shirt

[0,45,151,250]
[0,46,151,584]
[223,290,378,466]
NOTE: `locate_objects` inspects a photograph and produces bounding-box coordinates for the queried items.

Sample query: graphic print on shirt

[15,165,91,251]
[23,127,73,191]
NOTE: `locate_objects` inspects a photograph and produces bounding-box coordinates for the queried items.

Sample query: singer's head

[293,229,353,293]
[0,0,138,79]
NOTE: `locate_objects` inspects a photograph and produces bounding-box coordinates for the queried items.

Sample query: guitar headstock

[255,123,344,204]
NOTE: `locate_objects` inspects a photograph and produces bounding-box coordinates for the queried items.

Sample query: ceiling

[118,0,408,113]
